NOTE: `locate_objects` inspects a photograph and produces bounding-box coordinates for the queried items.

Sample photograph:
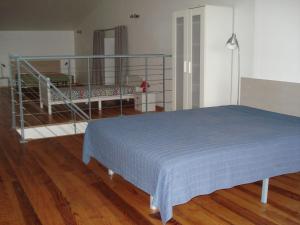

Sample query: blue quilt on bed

[83,105,300,224]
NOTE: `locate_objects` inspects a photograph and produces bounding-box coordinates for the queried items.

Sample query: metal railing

[10,54,172,142]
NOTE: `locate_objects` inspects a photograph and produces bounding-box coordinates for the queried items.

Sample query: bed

[21,72,70,88]
[18,60,136,115]
[39,77,136,114]
[83,105,300,224]
[19,60,70,88]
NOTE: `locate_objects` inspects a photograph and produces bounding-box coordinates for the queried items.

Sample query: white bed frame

[39,77,135,115]
[107,168,270,210]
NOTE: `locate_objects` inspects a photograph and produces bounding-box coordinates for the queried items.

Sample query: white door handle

[188,61,192,74]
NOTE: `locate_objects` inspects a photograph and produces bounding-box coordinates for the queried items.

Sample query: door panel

[191,14,201,109]
[173,11,189,110]
[175,17,184,110]
[189,8,203,109]
[104,38,115,85]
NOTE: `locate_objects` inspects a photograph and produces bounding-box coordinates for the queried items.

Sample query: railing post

[162,56,166,111]
[87,58,92,120]
[119,57,123,116]
[16,59,26,143]
[68,65,77,134]
[9,58,16,129]
[67,59,71,79]
[145,57,148,112]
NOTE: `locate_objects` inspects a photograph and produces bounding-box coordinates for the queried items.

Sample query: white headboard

[241,77,300,117]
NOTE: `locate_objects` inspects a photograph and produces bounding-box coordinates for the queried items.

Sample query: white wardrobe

[172,5,233,110]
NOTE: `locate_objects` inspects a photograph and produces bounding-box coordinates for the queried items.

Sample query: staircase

[10,56,90,142]
[10,54,172,142]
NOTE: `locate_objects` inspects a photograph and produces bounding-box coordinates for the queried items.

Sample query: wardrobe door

[189,8,204,109]
[173,11,189,110]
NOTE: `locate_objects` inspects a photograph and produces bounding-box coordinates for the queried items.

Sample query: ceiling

[0,0,100,30]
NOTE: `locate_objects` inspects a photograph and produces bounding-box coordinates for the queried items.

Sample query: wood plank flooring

[0,88,300,225]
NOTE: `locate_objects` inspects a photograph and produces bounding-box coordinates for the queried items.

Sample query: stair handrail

[21,59,89,121]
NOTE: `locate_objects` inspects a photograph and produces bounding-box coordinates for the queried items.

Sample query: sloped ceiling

[0,0,101,30]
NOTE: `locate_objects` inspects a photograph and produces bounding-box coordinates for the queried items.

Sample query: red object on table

[140,80,150,93]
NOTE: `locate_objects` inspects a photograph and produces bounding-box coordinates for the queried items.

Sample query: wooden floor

[1,88,300,225]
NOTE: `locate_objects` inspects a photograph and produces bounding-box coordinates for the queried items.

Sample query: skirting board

[240,77,300,117]
[17,122,88,140]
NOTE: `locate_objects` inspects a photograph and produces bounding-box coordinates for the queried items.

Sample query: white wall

[252,0,300,83]
[74,0,254,109]
[74,0,254,77]
[0,31,75,86]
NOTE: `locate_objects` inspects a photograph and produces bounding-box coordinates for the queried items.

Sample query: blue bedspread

[83,106,300,224]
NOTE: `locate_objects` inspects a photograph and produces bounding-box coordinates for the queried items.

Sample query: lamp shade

[226,33,239,50]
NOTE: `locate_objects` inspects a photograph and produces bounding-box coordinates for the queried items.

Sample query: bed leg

[40,102,43,109]
[150,195,157,210]
[261,178,269,204]
[108,169,114,176]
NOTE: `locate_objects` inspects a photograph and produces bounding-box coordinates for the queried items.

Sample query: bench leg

[98,100,102,110]
[261,178,269,204]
